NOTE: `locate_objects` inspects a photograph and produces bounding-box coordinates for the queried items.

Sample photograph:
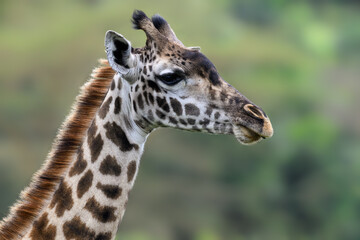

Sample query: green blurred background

[1,0,360,239]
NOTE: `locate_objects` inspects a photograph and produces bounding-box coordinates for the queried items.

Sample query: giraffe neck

[25,75,149,239]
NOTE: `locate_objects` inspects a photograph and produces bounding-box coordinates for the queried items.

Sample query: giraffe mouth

[232,125,263,145]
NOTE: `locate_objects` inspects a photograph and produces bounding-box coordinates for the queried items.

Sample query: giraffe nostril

[244,104,264,119]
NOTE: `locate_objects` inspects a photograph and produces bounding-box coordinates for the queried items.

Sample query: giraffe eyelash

[156,71,185,86]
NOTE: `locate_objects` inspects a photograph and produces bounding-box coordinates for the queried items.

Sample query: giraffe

[0,10,273,240]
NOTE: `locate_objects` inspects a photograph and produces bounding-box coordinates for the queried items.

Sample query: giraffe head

[105,10,273,145]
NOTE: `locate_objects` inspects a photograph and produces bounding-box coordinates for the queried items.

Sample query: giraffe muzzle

[243,103,273,138]
[231,103,273,145]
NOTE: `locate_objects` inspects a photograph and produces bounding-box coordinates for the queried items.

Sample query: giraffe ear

[105,31,136,77]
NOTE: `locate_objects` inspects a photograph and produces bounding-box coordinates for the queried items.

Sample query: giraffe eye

[157,71,185,86]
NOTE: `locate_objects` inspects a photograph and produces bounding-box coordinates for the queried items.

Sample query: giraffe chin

[233,125,263,145]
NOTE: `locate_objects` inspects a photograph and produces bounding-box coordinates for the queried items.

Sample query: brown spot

[170,98,183,116]
[49,180,74,217]
[77,170,93,198]
[185,103,200,116]
[127,161,137,182]
[88,119,98,139]
[148,81,161,93]
[137,94,144,110]
[29,213,56,240]
[114,96,122,114]
[89,135,104,163]
[63,216,112,240]
[98,96,112,119]
[69,147,87,177]
[95,232,112,240]
[199,118,210,126]
[187,118,196,125]
[192,126,200,131]
[169,116,178,125]
[156,96,170,112]
[179,119,187,125]
[147,110,154,121]
[156,109,166,119]
[133,100,137,113]
[148,92,155,105]
[84,197,117,223]
[87,120,104,163]
[110,80,115,90]
[205,107,213,117]
[96,182,122,199]
[99,155,121,176]
[142,92,148,105]
[104,122,139,152]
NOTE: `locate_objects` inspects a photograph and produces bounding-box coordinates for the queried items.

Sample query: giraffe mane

[0,59,115,240]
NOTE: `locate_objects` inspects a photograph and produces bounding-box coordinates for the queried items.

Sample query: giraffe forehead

[136,42,222,86]
[162,48,221,86]
[182,50,213,70]
[182,50,221,85]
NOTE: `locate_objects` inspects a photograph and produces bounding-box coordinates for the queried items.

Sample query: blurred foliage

[0,0,360,239]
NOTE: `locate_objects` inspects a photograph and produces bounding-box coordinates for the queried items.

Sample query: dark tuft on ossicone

[151,14,167,30]
[132,10,148,30]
